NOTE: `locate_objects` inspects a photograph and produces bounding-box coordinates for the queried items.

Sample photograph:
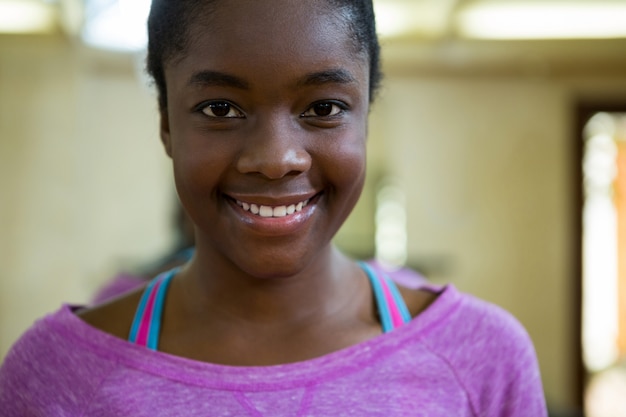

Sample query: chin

[233,244,329,280]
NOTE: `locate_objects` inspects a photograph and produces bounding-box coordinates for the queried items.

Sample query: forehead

[165,0,368,91]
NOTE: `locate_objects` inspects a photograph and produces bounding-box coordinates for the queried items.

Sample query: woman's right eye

[200,101,244,118]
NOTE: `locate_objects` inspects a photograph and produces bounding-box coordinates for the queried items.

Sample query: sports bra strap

[358,261,412,332]
[128,268,177,349]
[128,263,412,348]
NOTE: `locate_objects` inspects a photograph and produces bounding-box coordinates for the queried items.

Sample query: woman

[0,1,547,415]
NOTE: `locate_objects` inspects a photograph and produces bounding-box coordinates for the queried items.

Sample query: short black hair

[146,0,382,112]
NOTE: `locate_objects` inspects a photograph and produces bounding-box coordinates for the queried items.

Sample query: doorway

[577,103,626,417]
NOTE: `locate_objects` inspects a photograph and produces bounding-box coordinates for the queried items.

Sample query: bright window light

[457,1,626,40]
[81,0,151,52]
[375,182,407,269]
[374,0,454,39]
[0,0,57,34]
[374,2,417,38]
[582,113,620,373]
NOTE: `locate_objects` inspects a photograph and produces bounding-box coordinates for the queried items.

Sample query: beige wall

[370,75,575,407]
[2,34,626,412]
[365,69,626,409]
[0,36,173,358]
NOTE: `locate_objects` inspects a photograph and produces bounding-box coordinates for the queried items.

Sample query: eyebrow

[296,69,357,87]
[187,70,250,89]
[186,68,357,90]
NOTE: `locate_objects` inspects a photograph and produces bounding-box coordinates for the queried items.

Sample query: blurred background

[1,0,626,415]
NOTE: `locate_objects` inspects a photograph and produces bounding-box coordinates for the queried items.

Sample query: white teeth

[273,206,287,217]
[235,199,310,217]
[259,205,273,217]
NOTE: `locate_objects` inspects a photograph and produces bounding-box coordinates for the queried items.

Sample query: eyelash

[300,100,348,118]
[194,100,348,119]
[196,101,245,118]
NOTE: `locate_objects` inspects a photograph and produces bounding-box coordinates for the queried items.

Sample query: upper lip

[225,191,319,207]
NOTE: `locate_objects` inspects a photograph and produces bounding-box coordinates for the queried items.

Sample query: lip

[225,192,322,236]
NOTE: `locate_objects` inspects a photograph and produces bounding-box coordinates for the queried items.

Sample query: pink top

[0,284,548,416]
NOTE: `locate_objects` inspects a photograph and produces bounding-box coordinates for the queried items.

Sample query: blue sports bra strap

[358,261,412,333]
[128,278,159,343]
[147,269,176,349]
[128,268,178,349]
[359,261,394,333]
[387,275,412,324]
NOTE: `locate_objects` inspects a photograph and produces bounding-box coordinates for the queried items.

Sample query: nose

[236,116,312,179]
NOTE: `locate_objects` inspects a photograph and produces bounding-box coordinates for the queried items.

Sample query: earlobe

[160,109,173,158]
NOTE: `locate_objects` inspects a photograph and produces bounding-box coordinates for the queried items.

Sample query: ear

[160,108,173,158]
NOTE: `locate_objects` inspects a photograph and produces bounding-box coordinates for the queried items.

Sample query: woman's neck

[174,243,365,326]
[155,244,380,365]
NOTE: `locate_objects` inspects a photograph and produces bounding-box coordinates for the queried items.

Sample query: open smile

[235,199,310,218]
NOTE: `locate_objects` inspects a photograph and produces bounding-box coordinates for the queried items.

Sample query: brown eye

[201,101,244,118]
[313,103,332,116]
[301,101,344,118]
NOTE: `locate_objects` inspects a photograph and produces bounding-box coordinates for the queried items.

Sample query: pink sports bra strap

[128,268,177,349]
[358,261,412,333]
[128,263,412,350]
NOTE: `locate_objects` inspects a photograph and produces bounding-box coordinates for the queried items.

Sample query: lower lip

[227,197,318,236]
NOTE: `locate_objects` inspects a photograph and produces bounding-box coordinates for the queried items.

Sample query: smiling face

[160,0,370,278]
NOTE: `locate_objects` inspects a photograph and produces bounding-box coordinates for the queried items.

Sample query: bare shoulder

[75,289,144,340]
[397,285,440,318]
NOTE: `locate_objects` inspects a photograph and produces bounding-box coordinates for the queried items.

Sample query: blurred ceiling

[1,0,626,76]
[376,0,626,40]
[375,0,626,77]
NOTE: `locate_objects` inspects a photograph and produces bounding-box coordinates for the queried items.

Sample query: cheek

[172,156,208,225]
[170,136,231,207]
[339,145,366,192]
[321,128,367,200]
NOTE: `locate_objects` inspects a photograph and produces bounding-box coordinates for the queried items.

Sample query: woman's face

[161,0,370,277]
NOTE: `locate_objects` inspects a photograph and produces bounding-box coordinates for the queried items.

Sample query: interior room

[1,0,626,415]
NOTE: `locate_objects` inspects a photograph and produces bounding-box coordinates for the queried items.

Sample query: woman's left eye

[200,101,244,118]
[301,102,345,118]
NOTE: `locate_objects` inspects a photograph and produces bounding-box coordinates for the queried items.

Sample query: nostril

[236,147,311,179]
[235,117,313,178]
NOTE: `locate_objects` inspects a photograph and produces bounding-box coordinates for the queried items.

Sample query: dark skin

[79,0,438,366]
[81,266,436,366]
